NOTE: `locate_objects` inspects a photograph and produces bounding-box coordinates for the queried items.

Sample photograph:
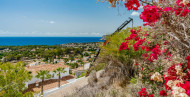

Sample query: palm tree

[53,67,66,87]
[35,70,51,96]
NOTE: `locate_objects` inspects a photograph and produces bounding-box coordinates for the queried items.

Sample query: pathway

[44,77,88,97]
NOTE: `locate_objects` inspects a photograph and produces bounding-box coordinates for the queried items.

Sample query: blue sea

[0,37,103,46]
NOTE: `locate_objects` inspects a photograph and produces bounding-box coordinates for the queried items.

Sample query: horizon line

[0,36,103,37]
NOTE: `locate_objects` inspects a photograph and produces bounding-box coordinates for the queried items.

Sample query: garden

[99,0,190,96]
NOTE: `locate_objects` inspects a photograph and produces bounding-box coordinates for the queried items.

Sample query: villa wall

[26,67,70,88]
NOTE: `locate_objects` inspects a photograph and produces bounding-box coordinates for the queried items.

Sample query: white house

[83,57,89,61]
[84,63,91,70]
[28,62,39,66]
[25,63,70,88]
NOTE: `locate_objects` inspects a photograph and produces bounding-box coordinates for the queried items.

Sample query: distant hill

[100,35,110,40]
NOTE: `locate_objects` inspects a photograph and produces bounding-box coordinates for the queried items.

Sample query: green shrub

[78,71,86,78]
[130,77,137,84]
[94,63,106,71]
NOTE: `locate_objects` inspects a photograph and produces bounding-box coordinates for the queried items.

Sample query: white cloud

[40,20,55,24]
[131,11,140,16]
[49,21,55,24]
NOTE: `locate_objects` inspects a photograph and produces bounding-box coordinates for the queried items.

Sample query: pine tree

[0,62,32,97]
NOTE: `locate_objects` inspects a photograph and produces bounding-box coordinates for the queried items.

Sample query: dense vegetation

[0,44,98,63]
[0,62,33,97]
[94,0,190,96]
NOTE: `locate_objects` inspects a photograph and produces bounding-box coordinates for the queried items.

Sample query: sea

[0,37,104,46]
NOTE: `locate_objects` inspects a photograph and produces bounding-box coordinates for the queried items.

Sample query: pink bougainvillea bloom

[152,46,161,55]
[164,65,178,90]
[176,0,190,7]
[134,36,140,41]
[164,41,168,45]
[146,47,152,52]
[125,29,141,41]
[133,38,146,51]
[138,88,147,97]
[124,0,140,10]
[144,33,149,37]
[174,8,190,17]
[125,33,137,40]
[186,56,190,61]
[168,65,177,76]
[141,46,146,50]
[148,94,154,97]
[159,90,167,96]
[119,42,130,51]
[142,53,148,60]
[162,49,167,54]
[188,62,190,70]
[180,81,190,96]
[187,71,190,79]
[140,5,162,24]
[163,7,173,12]
[186,56,190,69]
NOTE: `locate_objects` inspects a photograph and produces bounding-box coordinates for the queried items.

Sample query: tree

[63,58,69,63]
[35,70,51,96]
[53,67,66,87]
[69,55,75,61]
[0,62,32,97]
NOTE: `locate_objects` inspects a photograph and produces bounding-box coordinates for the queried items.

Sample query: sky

[0,0,143,37]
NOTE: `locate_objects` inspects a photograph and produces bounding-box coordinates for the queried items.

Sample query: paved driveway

[44,77,88,97]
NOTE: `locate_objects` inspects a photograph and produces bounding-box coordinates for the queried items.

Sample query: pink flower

[152,46,161,55]
[142,53,148,60]
[181,81,190,96]
[187,71,190,79]
[159,90,167,96]
[119,42,130,51]
[174,8,190,17]
[163,7,173,12]
[125,33,137,40]
[141,46,146,50]
[138,88,147,97]
[186,56,190,61]
[162,49,167,54]
[186,56,190,69]
[144,34,149,37]
[133,38,146,51]
[140,5,162,24]
[135,36,140,41]
[125,29,141,41]
[176,0,190,7]
[164,41,168,45]
[166,52,172,61]
[148,94,154,97]
[124,0,140,10]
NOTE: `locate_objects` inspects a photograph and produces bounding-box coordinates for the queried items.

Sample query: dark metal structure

[91,17,133,64]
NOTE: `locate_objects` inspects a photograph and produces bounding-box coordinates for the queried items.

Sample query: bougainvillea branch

[98,0,190,49]
[99,0,190,96]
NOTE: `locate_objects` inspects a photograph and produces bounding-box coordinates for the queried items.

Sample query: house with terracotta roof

[25,63,70,88]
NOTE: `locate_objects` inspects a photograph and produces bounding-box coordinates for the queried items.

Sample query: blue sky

[0,0,143,37]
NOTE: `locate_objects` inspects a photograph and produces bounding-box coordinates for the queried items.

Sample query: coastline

[0,37,104,46]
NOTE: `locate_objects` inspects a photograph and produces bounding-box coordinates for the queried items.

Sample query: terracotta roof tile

[26,63,70,75]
